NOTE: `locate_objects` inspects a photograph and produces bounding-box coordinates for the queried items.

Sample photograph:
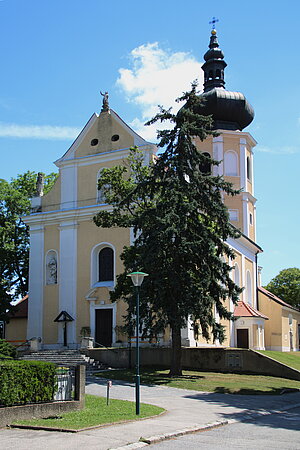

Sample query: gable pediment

[56,109,148,165]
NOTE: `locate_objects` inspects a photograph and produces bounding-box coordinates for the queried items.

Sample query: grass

[12,394,164,430]
[258,351,300,372]
[96,367,300,395]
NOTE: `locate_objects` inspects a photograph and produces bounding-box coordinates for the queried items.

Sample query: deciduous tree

[0,171,57,322]
[265,268,300,308]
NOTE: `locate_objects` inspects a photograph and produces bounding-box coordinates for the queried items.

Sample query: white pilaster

[213,135,224,176]
[239,138,247,191]
[27,225,44,340]
[60,163,77,209]
[242,195,249,236]
[58,220,78,346]
[241,254,245,303]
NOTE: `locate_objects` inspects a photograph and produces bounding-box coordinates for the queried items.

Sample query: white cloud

[117,43,203,142]
[0,123,81,140]
[256,145,299,155]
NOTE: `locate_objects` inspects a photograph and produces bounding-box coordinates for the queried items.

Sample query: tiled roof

[7,295,28,319]
[258,286,300,312]
[234,300,268,319]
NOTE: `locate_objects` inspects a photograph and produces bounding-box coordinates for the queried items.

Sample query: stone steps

[19,350,108,373]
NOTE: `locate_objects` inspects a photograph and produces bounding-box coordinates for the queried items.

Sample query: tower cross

[209,17,219,29]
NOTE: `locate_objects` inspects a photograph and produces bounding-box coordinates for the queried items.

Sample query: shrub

[0,360,57,407]
[0,339,17,358]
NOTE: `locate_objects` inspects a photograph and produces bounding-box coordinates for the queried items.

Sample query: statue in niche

[35,172,44,197]
[100,91,109,112]
[47,255,57,285]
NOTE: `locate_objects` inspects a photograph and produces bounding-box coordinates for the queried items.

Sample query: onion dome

[197,29,254,131]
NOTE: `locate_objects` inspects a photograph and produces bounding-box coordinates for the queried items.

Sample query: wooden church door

[95,309,113,347]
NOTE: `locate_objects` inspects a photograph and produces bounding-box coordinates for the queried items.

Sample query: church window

[98,247,114,282]
[200,152,211,175]
[249,212,253,225]
[247,156,251,180]
[111,134,119,142]
[224,151,238,176]
[91,138,99,146]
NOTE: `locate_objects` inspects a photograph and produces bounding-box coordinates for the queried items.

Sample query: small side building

[258,287,300,351]
[5,295,28,346]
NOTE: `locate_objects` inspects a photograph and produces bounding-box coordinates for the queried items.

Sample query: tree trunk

[169,323,182,376]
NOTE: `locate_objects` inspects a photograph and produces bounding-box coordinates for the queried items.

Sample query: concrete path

[0,376,299,450]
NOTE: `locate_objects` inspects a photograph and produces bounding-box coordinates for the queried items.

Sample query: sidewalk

[0,376,300,450]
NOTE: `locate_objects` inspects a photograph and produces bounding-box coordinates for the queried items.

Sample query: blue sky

[0,0,299,285]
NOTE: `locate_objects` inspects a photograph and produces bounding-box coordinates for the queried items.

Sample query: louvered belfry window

[98,247,114,282]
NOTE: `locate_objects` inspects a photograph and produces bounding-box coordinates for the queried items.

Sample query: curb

[110,420,229,449]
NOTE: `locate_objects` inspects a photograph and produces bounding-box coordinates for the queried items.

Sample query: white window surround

[91,242,116,288]
[224,150,238,176]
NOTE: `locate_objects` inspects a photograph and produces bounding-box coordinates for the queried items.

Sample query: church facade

[22,29,298,352]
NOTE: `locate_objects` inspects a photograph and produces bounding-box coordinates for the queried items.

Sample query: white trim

[240,140,247,191]
[241,254,245,303]
[27,226,44,341]
[213,135,223,177]
[58,220,77,346]
[242,196,249,236]
[90,242,116,288]
[90,302,117,345]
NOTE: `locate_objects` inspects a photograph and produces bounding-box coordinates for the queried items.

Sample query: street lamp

[127,271,148,415]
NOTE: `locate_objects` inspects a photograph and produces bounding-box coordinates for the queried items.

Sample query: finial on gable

[100,91,110,112]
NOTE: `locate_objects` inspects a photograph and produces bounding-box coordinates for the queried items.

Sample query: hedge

[0,360,57,407]
[0,339,17,358]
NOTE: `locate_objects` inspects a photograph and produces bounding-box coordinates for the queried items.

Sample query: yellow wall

[5,318,27,343]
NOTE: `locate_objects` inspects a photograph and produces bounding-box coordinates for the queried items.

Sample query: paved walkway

[0,376,300,450]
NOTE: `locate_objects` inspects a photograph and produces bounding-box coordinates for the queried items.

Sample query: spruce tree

[94,84,242,375]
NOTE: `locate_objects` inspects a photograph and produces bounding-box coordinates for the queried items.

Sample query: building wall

[5,318,27,343]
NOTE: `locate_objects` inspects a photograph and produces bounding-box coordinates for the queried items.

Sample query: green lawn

[258,351,300,372]
[96,368,300,395]
[12,394,164,430]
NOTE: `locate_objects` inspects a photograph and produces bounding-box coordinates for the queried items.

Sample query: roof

[234,300,268,319]
[7,295,28,319]
[258,286,300,312]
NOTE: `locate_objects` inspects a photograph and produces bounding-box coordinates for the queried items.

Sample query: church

[19,28,299,352]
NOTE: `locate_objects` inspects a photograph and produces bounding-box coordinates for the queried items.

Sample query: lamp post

[127,271,148,415]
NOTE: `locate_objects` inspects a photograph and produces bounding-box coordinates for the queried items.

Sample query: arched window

[200,152,211,175]
[98,247,114,282]
[247,156,251,181]
[246,270,252,305]
[224,151,238,176]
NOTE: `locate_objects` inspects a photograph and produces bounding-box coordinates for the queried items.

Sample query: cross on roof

[209,17,219,29]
